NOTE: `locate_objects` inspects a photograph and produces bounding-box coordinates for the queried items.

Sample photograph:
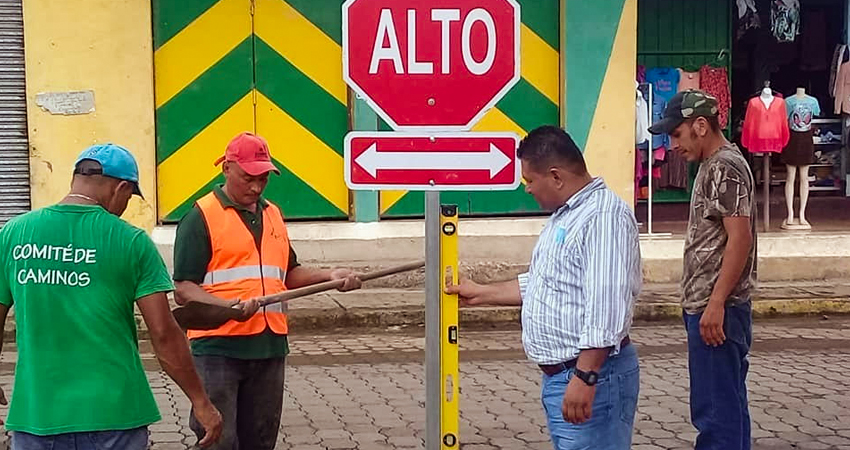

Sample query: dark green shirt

[173,185,298,359]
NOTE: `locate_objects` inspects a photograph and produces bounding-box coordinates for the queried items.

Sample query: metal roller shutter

[0,0,28,225]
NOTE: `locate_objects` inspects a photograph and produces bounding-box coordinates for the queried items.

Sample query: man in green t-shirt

[0,143,222,449]
[174,132,361,449]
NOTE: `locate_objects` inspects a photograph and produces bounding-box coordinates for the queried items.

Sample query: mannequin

[781,86,821,230]
[760,85,774,232]
[760,86,775,108]
[741,80,790,231]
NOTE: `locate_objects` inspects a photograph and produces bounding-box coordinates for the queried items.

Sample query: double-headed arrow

[355,142,512,178]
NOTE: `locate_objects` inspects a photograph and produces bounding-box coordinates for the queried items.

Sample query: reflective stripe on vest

[202,265,286,286]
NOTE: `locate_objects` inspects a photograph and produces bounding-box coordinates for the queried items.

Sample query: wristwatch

[575,368,599,386]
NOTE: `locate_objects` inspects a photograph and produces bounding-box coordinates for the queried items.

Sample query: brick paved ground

[0,317,849,449]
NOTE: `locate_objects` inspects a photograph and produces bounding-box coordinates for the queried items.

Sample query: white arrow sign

[344,131,521,191]
[355,142,511,178]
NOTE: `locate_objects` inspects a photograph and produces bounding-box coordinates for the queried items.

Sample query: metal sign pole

[425,190,441,450]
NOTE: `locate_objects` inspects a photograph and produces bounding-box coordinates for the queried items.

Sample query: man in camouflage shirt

[650,90,756,450]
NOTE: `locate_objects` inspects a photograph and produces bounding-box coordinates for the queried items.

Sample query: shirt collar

[561,177,605,211]
[213,184,268,212]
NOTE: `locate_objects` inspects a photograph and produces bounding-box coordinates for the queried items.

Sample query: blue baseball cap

[74,143,143,198]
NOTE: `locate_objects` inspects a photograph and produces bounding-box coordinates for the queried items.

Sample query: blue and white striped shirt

[518,178,642,365]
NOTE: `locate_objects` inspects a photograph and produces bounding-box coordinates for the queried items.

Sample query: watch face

[578,370,599,385]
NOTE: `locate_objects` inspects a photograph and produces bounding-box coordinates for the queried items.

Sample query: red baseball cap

[214,132,280,176]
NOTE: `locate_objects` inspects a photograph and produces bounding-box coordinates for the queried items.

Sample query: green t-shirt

[173,186,295,359]
[0,204,174,434]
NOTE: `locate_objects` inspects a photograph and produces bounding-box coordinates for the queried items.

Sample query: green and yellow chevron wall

[152,0,637,222]
[154,0,352,221]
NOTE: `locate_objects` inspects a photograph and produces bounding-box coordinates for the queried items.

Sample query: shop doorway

[636,0,732,207]
[731,0,849,231]
[637,0,850,233]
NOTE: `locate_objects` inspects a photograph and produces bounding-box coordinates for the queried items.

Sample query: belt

[538,336,631,377]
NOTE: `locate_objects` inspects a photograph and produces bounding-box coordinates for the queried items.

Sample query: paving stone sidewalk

[0,318,849,449]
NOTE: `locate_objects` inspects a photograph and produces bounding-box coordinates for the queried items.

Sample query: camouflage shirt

[682,143,757,314]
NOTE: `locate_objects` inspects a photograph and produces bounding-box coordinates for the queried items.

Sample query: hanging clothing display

[636,85,651,145]
[785,94,820,132]
[637,65,646,83]
[659,150,689,190]
[736,0,757,19]
[781,130,815,166]
[645,67,679,153]
[829,44,847,97]
[741,96,790,153]
[649,94,670,150]
[834,60,850,114]
[736,0,760,39]
[634,147,645,200]
[645,67,680,103]
[677,69,701,92]
[699,66,731,129]
[782,94,820,167]
[771,0,800,43]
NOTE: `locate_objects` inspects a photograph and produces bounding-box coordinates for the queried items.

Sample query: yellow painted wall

[23,0,157,231]
[582,0,638,205]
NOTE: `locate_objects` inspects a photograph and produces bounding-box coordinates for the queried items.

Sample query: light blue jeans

[11,427,149,450]
[541,344,640,450]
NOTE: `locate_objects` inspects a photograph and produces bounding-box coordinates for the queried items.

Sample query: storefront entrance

[636,0,850,233]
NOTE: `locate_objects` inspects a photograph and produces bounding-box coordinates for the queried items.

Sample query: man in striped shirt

[448,125,642,449]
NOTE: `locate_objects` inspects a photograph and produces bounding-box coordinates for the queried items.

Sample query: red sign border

[341,0,522,131]
[344,131,521,191]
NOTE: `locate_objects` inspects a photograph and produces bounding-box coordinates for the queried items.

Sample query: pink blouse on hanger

[741,96,790,153]
[678,69,701,91]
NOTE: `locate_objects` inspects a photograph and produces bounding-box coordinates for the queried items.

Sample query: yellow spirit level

[439,204,459,448]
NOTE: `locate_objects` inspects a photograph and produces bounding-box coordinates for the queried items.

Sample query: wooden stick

[253,260,425,307]
[172,260,425,331]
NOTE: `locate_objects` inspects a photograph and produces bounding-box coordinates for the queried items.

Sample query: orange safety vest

[187,192,290,339]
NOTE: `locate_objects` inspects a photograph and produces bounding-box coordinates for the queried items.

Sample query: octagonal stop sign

[342,0,521,130]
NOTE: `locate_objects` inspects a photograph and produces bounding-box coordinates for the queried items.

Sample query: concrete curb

[154,225,850,284]
[282,297,850,333]
[3,298,846,343]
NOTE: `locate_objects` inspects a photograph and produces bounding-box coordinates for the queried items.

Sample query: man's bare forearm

[0,305,7,359]
[0,305,7,405]
[709,220,752,307]
[576,348,609,373]
[152,326,211,405]
[139,294,212,407]
[174,280,233,307]
[480,279,522,306]
[285,266,332,289]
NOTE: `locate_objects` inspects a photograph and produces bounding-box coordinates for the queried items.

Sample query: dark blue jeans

[189,355,286,450]
[11,427,148,450]
[684,301,753,450]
